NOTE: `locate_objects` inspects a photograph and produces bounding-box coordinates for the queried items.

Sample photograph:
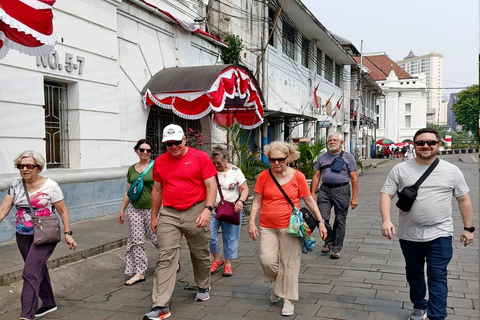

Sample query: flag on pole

[311,84,321,110]
[325,93,334,116]
[333,96,344,122]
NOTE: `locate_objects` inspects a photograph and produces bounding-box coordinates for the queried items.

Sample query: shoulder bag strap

[268,169,295,209]
[139,160,154,179]
[22,179,36,217]
[413,158,440,189]
[214,175,224,201]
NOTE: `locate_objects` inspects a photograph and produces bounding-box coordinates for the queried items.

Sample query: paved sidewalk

[0,155,477,319]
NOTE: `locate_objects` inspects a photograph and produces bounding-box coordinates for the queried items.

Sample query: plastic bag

[287,207,316,253]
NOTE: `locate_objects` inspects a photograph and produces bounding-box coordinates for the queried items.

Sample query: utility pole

[355,40,363,159]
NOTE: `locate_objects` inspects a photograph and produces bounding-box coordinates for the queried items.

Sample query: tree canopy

[452,84,479,142]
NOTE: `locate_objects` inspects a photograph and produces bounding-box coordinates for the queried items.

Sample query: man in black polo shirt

[311,131,358,259]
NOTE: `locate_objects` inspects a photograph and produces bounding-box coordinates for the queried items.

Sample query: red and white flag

[311,84,321,110]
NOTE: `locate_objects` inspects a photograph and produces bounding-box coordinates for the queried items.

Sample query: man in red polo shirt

[144,124,217,320]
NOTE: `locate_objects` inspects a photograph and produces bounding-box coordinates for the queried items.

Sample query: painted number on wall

[36,52,85,75]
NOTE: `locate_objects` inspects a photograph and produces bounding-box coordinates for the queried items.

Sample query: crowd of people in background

[376,144,416,160]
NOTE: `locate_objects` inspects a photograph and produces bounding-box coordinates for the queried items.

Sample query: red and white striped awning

[0,0,56,60]
[143,65,265,129]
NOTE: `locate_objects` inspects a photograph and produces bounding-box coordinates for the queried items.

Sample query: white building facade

[396,51,445,125]
[0,0,225,242]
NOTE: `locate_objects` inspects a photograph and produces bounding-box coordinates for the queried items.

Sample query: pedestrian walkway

[0,155,477,319]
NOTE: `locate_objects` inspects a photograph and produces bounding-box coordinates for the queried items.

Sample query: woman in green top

[118,139,157,285]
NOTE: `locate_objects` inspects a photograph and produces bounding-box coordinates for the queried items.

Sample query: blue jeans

[399,237,453,320]
[209,212,242,259]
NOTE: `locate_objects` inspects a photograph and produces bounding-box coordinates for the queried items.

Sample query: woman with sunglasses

[0,150,77,320]
[118,139,158,286]
[248,141,327,317]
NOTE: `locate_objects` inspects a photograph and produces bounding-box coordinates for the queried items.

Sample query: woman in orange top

[248,141,327,317]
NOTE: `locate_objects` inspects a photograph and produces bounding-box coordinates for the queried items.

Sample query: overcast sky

[301,0,479,98]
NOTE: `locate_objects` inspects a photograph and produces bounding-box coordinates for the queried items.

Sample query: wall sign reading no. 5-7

[36,51,85,75]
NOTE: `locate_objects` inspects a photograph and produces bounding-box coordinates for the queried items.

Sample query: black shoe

[35,305,57,317]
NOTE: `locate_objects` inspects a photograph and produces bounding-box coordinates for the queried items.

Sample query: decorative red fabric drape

[0,0,56,59]
[144,66,264,129]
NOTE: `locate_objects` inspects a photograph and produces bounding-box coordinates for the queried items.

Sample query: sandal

[125,275,145,286]
[223,265,233,277]
[210,259,224,273]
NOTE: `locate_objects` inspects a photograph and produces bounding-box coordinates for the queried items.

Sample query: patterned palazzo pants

[125,204,158,275]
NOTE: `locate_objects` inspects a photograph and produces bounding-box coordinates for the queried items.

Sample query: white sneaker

[281,299,294,316]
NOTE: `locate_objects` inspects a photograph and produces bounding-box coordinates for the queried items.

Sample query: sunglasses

[414,140,439,147]
[138,148,152,153]
[165,140,182,147]
[269,157,288,163]
[16,164,39,170]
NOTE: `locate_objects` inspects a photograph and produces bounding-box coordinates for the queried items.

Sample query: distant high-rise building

[396,51,443,124]
[447,93,459,130]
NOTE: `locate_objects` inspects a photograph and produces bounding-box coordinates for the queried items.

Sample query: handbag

[268,169,319,232]
[214,175,240,225]
[396,158,439,212]
[22,179,61,245]
[268,170,316,253]
[127,160,154,201]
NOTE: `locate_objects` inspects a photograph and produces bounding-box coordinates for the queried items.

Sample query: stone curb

[0,238,127,286]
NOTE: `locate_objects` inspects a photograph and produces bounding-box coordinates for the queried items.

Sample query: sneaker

[223,265,233,277]
[210,259,224,273]
[195,287,211,301]
[321,242,332,253]
[35,305,57,317]
[270,291,281,303]
[408,309,427,320]
[143,306,171,320]
[281,299,295,316]
[330,251,341,259]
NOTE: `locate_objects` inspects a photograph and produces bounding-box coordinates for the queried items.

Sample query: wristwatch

[205,206,214,212]
[236,199,245,205]
[64,231,73,235]
[464,226,475,233]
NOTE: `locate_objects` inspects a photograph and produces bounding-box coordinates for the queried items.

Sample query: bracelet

[236,199,245,205]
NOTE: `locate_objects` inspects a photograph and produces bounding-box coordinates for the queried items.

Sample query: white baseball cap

[162,124,184,142]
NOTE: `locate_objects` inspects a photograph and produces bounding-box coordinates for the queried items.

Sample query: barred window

[282,20,296,60]
[301,36,309,68]
[316,49,323,75]
[44,81,69,168]
[335,63,343,87]
[325,55,333,82]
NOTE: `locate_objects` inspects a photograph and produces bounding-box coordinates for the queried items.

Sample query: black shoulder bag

[268,169,319,232]
[396,158,439,212]
[319,151,347,173]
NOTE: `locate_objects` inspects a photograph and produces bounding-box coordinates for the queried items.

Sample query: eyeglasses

[16,164,39,170]
[269,157,288,163]
[414,140,439,147]
[138,148,152,153]
[165,140,182,147]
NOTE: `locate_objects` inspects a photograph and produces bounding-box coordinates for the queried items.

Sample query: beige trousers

[152,202,211,307]
[259,226,302,301]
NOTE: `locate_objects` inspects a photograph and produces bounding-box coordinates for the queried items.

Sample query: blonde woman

[248,141,327,316]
